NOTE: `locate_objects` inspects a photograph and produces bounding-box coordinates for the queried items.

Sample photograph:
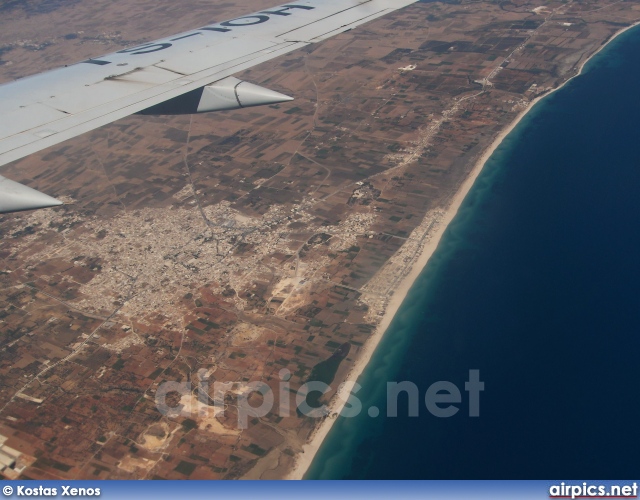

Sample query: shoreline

[284,21,640,481]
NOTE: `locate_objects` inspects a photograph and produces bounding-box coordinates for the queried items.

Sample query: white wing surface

[0,0,419,213]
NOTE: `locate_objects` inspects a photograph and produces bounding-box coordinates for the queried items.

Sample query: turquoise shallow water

[306,25,640,479]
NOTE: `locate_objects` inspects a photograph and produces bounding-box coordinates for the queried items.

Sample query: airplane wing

[0,0,419,213]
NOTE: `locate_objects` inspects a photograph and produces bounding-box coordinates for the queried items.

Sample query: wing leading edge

[0,0,419,213]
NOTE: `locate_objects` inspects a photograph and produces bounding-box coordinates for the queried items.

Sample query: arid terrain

[0,0,638,480]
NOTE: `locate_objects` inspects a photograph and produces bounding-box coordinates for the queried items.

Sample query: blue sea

[306,26,640,479]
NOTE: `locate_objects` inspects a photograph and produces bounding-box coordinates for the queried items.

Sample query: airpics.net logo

[155,369,484,429]
[549,482,638,499]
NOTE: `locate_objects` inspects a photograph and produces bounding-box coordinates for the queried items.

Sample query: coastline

[284,21,640,481]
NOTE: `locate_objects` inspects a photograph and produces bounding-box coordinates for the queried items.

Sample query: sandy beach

[285,22,640,480]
